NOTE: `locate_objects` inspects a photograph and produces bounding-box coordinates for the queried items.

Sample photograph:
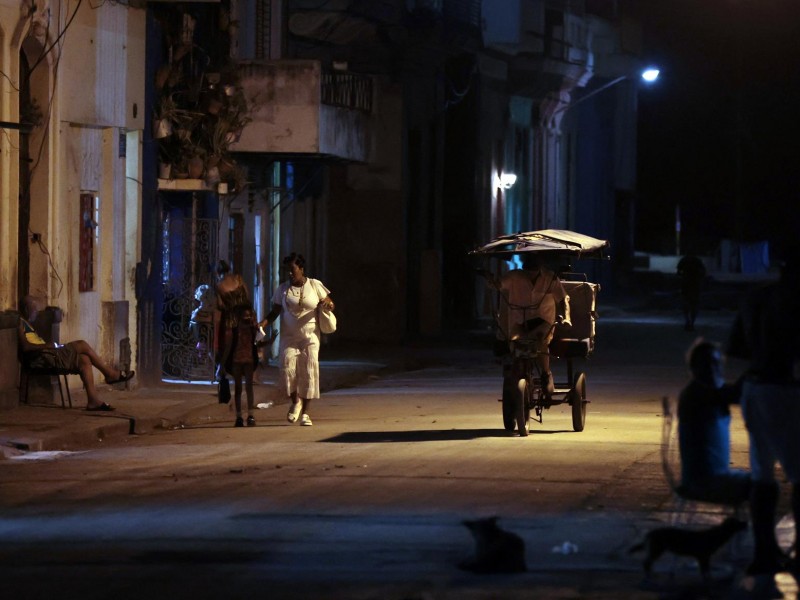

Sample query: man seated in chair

[497,254,569,399]
[18,295,134,411]
[678,339,750,505]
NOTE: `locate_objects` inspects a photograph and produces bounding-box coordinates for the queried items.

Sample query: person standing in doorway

[260,253,334,427]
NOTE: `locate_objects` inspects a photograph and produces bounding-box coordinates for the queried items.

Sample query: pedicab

[470,229,609,436]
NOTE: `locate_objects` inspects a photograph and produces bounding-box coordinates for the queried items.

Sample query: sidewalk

[0,342,413,459]
[0,292,744,460]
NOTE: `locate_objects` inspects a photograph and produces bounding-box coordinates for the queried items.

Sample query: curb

[1,358,399,458]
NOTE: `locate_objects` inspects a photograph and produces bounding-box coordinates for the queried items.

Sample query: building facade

[0,0,145,405]
[1,0,646,395]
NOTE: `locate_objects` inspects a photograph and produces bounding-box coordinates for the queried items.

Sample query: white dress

[272,278,331,400]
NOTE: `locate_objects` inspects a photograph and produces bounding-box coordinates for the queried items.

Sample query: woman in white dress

[260,253,334,426]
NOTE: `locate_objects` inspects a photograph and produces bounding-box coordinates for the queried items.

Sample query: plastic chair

[661,395,747,524]
[660,395,748,575]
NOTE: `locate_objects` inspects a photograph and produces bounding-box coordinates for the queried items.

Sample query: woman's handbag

[218,377,231,404]
[318,307,337,334]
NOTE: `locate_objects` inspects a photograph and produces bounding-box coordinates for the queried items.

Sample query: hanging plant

[153,3,250,187]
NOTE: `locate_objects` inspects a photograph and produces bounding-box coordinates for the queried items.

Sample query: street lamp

[641,67,660,83]
[564,67,660,113]
[498,173,517,190]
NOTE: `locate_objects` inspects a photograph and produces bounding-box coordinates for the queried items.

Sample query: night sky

[631,0,800,256]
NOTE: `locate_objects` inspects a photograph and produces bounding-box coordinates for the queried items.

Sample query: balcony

[481,2,640,108]
[231,60,371,162]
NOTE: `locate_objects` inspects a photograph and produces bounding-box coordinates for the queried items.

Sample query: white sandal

[287,400,303,423]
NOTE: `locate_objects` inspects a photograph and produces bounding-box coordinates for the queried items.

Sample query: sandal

[106,370,135,385]
[86,402,115,412]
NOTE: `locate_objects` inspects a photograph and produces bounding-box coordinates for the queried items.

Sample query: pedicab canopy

[470,229,610,259]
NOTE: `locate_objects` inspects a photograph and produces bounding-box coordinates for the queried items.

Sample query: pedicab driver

[497,254,569,399]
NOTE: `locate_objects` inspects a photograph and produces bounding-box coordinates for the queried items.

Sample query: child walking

[219,303,259,427]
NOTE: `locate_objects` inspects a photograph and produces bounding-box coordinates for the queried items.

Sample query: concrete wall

[325,77,405,342]
[0,311,19,409]
[236,61,321,153]
[235,61,368,162]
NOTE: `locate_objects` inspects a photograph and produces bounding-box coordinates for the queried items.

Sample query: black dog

[629,517,747,580]
[459,517,526,574]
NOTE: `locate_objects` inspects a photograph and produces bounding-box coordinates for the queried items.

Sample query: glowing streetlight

[498,173,517,190]
[561,66,661,114]
[641,67,660,83]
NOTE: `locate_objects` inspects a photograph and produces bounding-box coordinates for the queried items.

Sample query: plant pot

[159,162,172,179]
[205,166,220,186]
[188,156,204,179]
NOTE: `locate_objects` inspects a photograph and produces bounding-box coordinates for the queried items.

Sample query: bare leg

[232,364,244,416]
[537,354,550,374]
[535,354,554,398]
[287,391,303,422]
[77,354,102,407]
[302,397,312,417]
[69,340,123,382]
[243,364,254,415]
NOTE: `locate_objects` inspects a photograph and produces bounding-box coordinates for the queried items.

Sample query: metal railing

[321,72,373,113]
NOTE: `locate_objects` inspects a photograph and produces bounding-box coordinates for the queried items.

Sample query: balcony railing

[321,72,373,113]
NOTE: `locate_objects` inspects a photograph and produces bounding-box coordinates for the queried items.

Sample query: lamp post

[564,67,660,114]
[554,66,660,276]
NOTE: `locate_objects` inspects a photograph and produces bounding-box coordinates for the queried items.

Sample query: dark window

[79,193,96,292]
[229,213,245,273]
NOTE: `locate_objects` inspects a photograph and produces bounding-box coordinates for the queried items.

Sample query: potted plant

[154,94,177,139]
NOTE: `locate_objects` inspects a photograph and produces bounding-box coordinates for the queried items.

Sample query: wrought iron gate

[161,216,219,381]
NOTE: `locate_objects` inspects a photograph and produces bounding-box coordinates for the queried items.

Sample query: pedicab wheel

[516,378,530,436]
[502,387,516,432]
[571,372,587,432]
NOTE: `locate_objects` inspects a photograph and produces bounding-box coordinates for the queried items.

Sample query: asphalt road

[0,307,795,599]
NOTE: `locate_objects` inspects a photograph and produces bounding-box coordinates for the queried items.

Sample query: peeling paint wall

[0,0,145,402]
[235,60,368,161]
[236,61,321,153]
[319,105,368,162]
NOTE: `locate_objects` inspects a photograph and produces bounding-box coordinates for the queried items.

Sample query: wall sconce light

[498,173,517,190]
